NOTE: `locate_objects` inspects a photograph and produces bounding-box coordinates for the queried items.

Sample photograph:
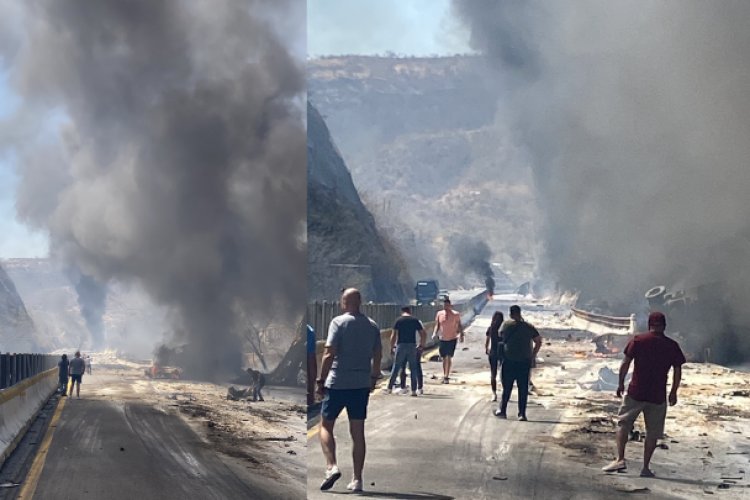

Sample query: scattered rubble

[69,350,306,489]
[530,335,750,498]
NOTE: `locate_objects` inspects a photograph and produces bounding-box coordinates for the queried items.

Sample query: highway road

[307,297,682,499]
[1,369,304,500]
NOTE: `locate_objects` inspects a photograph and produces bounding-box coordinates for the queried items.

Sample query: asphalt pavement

[3,373,302,500]
[307,298,683,499]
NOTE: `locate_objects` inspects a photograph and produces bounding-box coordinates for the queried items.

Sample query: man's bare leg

[443,356,452,380]
[616,425,629,461]
[320,418,337,469]
[349,419,366,481]
[642,435,658,473]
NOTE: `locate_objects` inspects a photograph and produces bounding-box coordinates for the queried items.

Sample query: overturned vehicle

[645,283,749,364]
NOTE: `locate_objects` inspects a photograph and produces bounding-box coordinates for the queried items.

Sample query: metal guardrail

[307,292,489,340]
[571,307,632,329]
[0,353,58,390]
[306,302,440,340]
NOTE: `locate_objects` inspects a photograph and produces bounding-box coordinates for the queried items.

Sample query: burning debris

[449,238,495,291]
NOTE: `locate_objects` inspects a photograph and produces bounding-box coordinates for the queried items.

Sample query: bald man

[316,288,382,493]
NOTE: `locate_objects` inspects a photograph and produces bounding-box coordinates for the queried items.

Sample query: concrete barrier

[571,307,634,336]
[0,368,57,468]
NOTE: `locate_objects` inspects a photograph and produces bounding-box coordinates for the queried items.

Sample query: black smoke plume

[449,237,494,293]
[1,0,306,379]
[453,0,750,362]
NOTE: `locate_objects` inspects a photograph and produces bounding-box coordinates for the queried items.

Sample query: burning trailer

[145,364,182,379]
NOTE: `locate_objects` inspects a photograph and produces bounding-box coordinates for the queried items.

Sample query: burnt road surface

[307,297,683,499]
[2,375,302,500]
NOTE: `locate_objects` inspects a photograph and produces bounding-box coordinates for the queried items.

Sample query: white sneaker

[382,388,392,395]
[399,388,410,395]
[320,465,341,490]
[417,388,424,395]
[602,459,627,473]
[346,478,363,492]
[411,391,418,397]
[491,393,497,402]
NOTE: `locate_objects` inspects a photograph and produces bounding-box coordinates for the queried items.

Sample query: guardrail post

[0,353,7,389]
[10,354,16,386]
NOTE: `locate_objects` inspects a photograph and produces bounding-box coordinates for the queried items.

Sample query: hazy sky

[0,72,48,258]
[0,0,469,259]
[308,0,470,57]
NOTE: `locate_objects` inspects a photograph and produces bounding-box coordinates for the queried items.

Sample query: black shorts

[321,388,370,421]
[70,373,83,384]
[439,339,457,358]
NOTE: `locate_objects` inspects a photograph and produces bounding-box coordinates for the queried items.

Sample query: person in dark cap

[602,311,686,477]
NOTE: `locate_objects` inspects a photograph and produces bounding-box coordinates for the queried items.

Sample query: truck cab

[415,279,440,305]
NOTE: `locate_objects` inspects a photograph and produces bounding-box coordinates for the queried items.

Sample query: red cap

[648,311,666,327]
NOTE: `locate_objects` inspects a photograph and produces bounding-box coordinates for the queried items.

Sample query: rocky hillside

[308,103,411,303]
[2,258,168,356]
[308,56,539,288]
[0,263,38,352]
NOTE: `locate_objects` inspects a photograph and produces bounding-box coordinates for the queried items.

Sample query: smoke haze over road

[454,0,750,360]
[0,0,306,377]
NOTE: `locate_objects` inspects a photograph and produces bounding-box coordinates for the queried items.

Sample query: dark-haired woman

[484,311,504,401]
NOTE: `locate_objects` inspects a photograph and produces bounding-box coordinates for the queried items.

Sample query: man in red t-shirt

[602,311,686,477]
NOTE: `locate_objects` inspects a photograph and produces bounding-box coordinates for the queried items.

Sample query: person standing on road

[384,306,426,396]
[484,311,504,402]
[57,354,69,396]
[85,354,92,375]
[433,297,464,384]
[602,311,685,477]
[495,305,541,420]
[307,324,317,406]
[317,288,382,493]
[68,351,86,398]
[247,367,265,401]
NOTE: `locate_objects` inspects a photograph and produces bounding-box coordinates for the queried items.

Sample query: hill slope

[308,103,410,303]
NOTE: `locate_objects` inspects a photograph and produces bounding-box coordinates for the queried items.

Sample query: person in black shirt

[495,305,542,420]
[484,311,504,402]
[385,306,426,396]
[58,354,69,395]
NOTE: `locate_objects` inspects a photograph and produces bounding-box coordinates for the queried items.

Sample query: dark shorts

[70,373,83,384]
[439,339,457,358]
[321,388,370,421]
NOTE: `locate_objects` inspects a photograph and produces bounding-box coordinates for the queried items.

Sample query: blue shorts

[321,388,370,421]
[70,373,83,384]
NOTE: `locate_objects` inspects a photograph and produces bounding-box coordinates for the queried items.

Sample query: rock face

[2,258,168,356]
[0,263,37,352]
[308,56,539,288]
[308,103,410,303]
